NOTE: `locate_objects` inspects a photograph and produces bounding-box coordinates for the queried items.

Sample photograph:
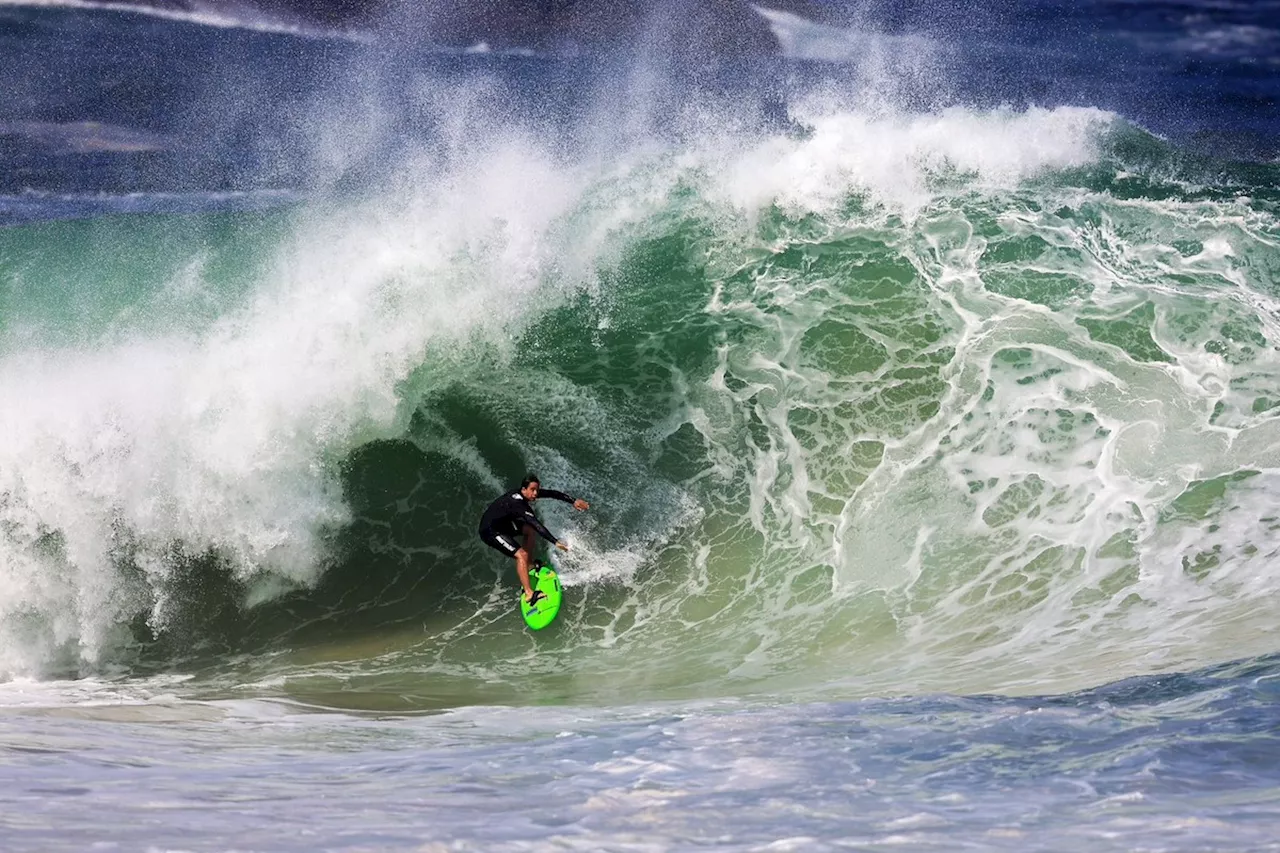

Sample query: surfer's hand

[555,540,569,552]
[573,499,589,511]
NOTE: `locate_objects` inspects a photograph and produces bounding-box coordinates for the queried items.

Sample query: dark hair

[521,474,540,489]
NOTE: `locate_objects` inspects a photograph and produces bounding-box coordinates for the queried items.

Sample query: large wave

[3,79,1279,708]
[2,3,1279,711]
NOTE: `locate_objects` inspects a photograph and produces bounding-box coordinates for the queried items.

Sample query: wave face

[1,1,1278,712]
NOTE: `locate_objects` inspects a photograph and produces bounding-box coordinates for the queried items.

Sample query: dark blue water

[1,0,1275,204]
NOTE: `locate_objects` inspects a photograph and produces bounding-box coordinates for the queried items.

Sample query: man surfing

[478,474,589,604]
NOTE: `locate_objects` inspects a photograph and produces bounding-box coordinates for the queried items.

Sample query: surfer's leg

[481,528,532,601]
[514,546,536,602]
[519,524,543,604]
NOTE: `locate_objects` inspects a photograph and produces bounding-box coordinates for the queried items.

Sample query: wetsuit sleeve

[539,488,575,504]
[521,507,559,543]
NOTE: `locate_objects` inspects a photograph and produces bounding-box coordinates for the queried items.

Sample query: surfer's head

[520,474,540,500]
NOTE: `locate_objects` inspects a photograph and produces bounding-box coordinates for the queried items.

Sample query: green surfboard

[520,562,563,630]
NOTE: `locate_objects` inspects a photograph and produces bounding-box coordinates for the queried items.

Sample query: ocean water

[2,1,1280,850]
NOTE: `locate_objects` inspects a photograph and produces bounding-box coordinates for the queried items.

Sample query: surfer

[478,475,589,604]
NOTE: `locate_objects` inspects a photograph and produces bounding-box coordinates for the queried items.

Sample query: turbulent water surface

[1,1,1279,850]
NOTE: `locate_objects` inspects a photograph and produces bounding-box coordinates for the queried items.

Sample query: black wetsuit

[478,488,576,558]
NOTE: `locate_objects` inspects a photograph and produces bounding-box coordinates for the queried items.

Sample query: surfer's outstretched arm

[539,488,590,511]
